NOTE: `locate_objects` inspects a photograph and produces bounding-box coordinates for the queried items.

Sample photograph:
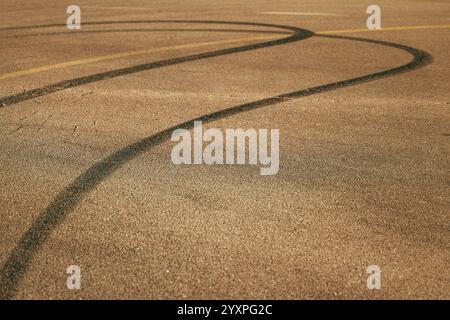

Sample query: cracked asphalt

[0,0,449,299]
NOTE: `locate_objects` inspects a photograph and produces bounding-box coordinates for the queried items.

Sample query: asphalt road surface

[0,0,449,299]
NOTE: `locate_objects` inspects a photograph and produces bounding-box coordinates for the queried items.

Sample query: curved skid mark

[0,21,310,108]
[2,29,292,39]
[0,20,303,32]
[0,20,311,300]
[0,21,433,300]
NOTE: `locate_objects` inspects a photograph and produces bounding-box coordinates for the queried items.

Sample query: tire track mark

[0,21,308,108]
[0,20,312,300]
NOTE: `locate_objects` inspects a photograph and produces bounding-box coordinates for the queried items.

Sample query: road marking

[84,6,153,11]
[317,24,450,34]
[0,35,280,81]
[261,12,343,16]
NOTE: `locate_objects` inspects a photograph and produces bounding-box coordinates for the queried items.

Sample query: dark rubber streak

[0,21,310,108]
[4,29,292,39]
[0,20,311,299]
[0,20,304,32]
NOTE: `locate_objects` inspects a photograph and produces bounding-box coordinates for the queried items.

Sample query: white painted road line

[84,6,153,11]
[260,12,344,16]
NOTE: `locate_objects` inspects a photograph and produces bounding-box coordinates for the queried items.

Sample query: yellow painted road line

[0,35,280,81]
[84,6,153,11]
[317,24,450,35]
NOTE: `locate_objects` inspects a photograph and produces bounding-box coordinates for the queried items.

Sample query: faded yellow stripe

[0,35,279,81]
[317,24,450,35]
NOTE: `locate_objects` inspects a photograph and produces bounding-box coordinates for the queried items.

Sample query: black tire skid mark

[2,29,292,39]
[0,21,311,108]
[0,20,311,300]
[0,20,303,32]
[0,23,433,300]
